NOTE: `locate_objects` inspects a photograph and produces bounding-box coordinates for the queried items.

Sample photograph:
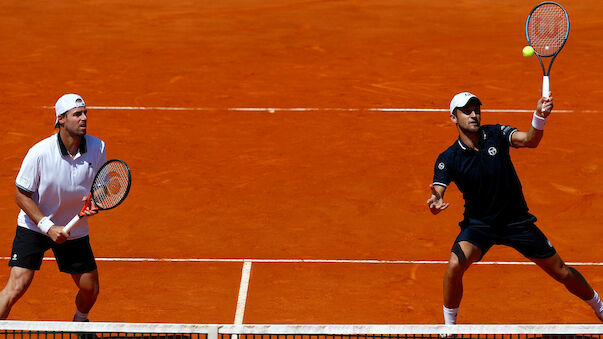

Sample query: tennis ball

[522,46,535,58]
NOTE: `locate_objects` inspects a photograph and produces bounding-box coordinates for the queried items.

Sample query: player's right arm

[15,187,68,244]
[15,143,69,244]
[511,94,553,148]
[427,184,449,215]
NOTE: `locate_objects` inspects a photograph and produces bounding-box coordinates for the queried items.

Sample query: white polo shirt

[15,133,107,239]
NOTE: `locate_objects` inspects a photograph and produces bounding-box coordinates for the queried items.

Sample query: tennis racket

[63,159,132,233]
[525,1,570,98]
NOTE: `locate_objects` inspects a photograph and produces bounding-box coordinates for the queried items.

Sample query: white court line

[43,106,577,113]
[2,257,602,266]
[234,261,252,325]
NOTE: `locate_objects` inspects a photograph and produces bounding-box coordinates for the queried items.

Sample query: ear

[57,113,66,126]
[449,112,457,124]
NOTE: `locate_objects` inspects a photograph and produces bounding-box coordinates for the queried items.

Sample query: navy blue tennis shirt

[433,124,536,227]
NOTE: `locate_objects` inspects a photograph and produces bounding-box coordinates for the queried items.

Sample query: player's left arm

[511,94,554,148]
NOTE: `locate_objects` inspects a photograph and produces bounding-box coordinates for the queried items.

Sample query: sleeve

[433,152,451,188]
[94,139,107,173]
[15,148,40,193]
[500,124,519,148]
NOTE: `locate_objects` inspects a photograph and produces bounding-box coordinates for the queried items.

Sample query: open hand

[427,184,449,215]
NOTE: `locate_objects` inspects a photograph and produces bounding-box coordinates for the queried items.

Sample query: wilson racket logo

[108,171,122,194]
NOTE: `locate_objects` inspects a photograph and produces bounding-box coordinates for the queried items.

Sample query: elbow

[15,187,32,208]
[15,191,24,208]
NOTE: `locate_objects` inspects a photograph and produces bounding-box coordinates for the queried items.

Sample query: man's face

[59,106,88,136]
[452,103,481,133]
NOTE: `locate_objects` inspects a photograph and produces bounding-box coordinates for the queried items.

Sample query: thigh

[8,227,53,271]
[502,224,556,259]
[454,225,496,261]
[51,236,97,274]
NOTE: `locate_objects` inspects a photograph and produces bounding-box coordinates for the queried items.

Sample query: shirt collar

[56,131,87,157]
[456,128,487,152]
[456,139,469,151]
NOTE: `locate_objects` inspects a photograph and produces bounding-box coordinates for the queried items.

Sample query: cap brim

[451,96,481,114]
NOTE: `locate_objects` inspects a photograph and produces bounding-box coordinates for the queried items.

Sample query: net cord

[0,322,602,336]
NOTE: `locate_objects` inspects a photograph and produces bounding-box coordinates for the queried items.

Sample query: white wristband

[37,216,55,234]
[532,112,546,130]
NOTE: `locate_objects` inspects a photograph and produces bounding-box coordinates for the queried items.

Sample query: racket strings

[527,4,568,56]
[92,162,130,209]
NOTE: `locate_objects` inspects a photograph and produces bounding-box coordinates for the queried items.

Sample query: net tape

[0,323,601,339]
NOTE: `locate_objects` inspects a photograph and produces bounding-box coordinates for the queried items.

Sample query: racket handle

[542,76,550,98]
[63,214,82,233]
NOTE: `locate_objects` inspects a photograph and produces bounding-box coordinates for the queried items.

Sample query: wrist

[532,112,546,130]
[37,216,55,234]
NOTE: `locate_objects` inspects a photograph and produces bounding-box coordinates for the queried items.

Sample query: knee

[80,281,99,297]
[77,275,100,297]
[2,277,30,300]
[446,257,468,279]
[549,264,572,283]
[446,243,472,277]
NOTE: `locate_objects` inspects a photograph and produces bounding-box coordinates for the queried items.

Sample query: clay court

[0,0,602,325]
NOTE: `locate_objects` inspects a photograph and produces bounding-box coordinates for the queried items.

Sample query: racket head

[526,2,570,57]
[90,159,132,210]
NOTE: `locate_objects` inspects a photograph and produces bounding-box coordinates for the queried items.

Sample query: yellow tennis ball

[522,46,535,58]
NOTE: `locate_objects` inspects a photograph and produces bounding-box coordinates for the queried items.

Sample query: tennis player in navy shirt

[428,92,603,324]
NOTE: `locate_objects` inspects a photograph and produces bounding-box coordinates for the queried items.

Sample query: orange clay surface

[0,0,602,325]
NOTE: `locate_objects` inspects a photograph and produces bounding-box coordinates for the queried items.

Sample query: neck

[458,129,480,150]
[59,129,82,157]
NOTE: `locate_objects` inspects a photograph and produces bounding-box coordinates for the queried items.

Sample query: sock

[73,309,89,322]
[443,305,459,325]
[586,291,603,315]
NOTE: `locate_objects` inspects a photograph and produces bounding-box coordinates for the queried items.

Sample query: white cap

[449,92,481,115]
[54,94,85,128]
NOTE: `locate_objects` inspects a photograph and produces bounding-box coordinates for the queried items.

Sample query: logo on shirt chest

[488,146,497,156]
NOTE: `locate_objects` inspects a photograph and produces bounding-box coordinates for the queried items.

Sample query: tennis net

[0,322,602,339]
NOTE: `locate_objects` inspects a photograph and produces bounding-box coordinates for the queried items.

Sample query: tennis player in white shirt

[0,94,106,321]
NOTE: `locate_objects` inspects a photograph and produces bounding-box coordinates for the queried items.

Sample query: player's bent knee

[451,242,468,266]
[75,274,100,296]
[79,281,99,296]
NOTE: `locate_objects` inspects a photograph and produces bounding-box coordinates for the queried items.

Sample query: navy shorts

[8,227,97,274]
[454,223,556,260]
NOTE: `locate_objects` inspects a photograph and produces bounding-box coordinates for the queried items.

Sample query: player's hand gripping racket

[63,159,132,233]
[526,1,570,98]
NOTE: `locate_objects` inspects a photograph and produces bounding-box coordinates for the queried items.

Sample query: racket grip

[542,76,550,98]
[63,214,82,233]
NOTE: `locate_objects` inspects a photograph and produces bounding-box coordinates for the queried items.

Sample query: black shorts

[8,227,97,274]
[454,223,556,260]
